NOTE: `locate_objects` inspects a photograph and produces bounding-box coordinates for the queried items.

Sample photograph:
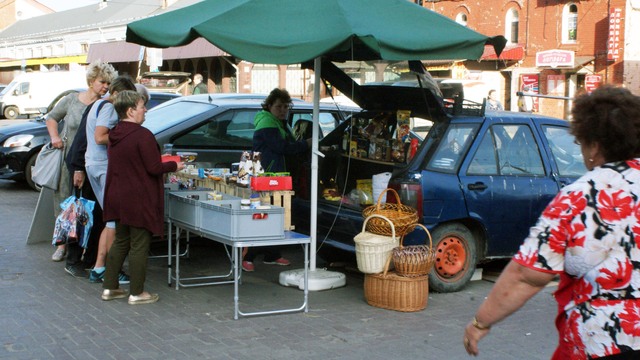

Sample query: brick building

[423,0,638,118]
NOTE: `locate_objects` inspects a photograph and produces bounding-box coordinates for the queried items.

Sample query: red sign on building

[535,50,575,68]
[608,8,622,61]
[585,75,602,94]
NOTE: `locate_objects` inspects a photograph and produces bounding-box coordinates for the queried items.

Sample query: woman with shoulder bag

[45,61,116,278]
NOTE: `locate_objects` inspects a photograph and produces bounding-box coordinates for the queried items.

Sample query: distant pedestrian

[518,85,534,112]
[192,73,207,94]
[486,89,503,111]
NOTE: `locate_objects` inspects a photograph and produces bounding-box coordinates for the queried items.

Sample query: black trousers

[244,247,281,262]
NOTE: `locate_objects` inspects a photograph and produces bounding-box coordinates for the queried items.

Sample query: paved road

[0,179,559,360]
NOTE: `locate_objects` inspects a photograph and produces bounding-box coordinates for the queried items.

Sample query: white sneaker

[51,247,66,262]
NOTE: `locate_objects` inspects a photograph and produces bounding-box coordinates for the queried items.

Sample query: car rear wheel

[3,106,19,120]
[429,223,476,293]
[25,153,42,192]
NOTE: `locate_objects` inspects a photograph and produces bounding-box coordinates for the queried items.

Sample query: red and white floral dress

[514,159,640,359]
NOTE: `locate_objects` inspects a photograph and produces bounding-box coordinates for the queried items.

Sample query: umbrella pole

[279,57,346,291]
[310,57,320,272]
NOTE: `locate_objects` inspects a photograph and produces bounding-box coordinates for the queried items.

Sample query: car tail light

[388,182,423,220]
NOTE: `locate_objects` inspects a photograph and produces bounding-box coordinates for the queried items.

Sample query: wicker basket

[362,188,418,237]
[364,256,428,312]
[392,224,436,278]
[354,215,398,274]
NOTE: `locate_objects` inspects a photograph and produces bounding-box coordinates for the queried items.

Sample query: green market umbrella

[127,0,505,284]
[127,0,505,64]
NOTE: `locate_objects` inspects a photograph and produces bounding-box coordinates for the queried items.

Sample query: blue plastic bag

[52,193,95,248]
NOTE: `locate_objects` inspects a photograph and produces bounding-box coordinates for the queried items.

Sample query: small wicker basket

[392,224,436,278]
[364,256,428,312]
[354,215,398,274]
[362,188,418,237]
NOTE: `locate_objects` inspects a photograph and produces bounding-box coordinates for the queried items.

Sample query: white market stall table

[167,214,309,320]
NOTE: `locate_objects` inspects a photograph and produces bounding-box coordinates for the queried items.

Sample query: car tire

[3,106,19,120]
[429,223,477,293]
[24,152,42,192]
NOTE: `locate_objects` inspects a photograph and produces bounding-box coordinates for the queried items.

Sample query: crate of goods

[392,224,436,278]
[199,200,285,241]
[251,175,292,191]
[354,215,399,274]
[364,257,429,312]
[168,190,238,229]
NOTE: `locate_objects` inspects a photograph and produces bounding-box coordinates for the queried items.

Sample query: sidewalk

[0,180,559,360]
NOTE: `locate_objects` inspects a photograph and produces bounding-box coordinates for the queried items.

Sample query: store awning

[87,41,144,63]
[0,55,87,68]
[481,43,524,61]
[162,38,228,60]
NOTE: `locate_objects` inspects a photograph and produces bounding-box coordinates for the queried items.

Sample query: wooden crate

[169,172,295,230]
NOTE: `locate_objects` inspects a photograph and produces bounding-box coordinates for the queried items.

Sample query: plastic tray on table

[168,190,239,229]
[199,199,285,241]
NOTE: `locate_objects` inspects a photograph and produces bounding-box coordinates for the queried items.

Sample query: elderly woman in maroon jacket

[100,90,184,305]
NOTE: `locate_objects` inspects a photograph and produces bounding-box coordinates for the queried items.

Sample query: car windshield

[143,101,215,134]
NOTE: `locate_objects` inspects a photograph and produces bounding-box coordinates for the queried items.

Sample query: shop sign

[520,74,539,112]
[608,8,623,61]
[585,74,602,94]
[536,50,575,68]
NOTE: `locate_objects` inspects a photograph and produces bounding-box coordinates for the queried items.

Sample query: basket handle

[382,253,393,277]
[375,188,403,213]
[361,214,396,240]
[399,223,432,249]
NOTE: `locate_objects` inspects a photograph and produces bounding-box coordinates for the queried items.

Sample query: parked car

[0,90,179,190]
[142,94,360,169]
[288,60,587,293]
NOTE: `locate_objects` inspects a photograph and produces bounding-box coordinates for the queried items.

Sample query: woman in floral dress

[463,85,640,359]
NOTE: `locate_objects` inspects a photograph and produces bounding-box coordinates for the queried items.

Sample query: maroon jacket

[104,121,176,236]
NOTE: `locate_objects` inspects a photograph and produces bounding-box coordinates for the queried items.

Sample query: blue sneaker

[89,269,105,283]
[118,272,130,285]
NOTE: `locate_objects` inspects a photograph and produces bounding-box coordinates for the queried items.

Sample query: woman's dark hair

[571,85,640,162]
[262,88,292,110]
[109,75,136,94]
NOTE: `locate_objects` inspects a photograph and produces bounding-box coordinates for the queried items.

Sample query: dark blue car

[292,60,586,292]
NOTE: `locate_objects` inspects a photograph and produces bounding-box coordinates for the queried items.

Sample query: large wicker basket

[354,215,398,274]
[364,257,428,312]
[362,188,418,237]
[392,224,436,278]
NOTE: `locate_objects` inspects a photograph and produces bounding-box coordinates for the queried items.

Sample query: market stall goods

[362,188,418,237]
[354,215,398,274]
[392,224,436,278]
[364,256,429,312]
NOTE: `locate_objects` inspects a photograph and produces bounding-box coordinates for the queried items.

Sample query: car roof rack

[442,98,486,117]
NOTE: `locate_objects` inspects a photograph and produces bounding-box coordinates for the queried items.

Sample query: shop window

[505,9,519,44]
[456,13,468,27]
[563,4,578,43]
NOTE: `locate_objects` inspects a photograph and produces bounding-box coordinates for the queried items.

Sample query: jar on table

[240,199,251,210]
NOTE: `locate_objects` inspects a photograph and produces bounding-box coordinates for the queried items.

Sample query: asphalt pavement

[0,179,559,360]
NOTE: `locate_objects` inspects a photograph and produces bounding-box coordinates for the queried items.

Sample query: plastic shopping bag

[52,192,95,248]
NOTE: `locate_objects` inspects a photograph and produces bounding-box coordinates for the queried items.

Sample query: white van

[0,71,87,119]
